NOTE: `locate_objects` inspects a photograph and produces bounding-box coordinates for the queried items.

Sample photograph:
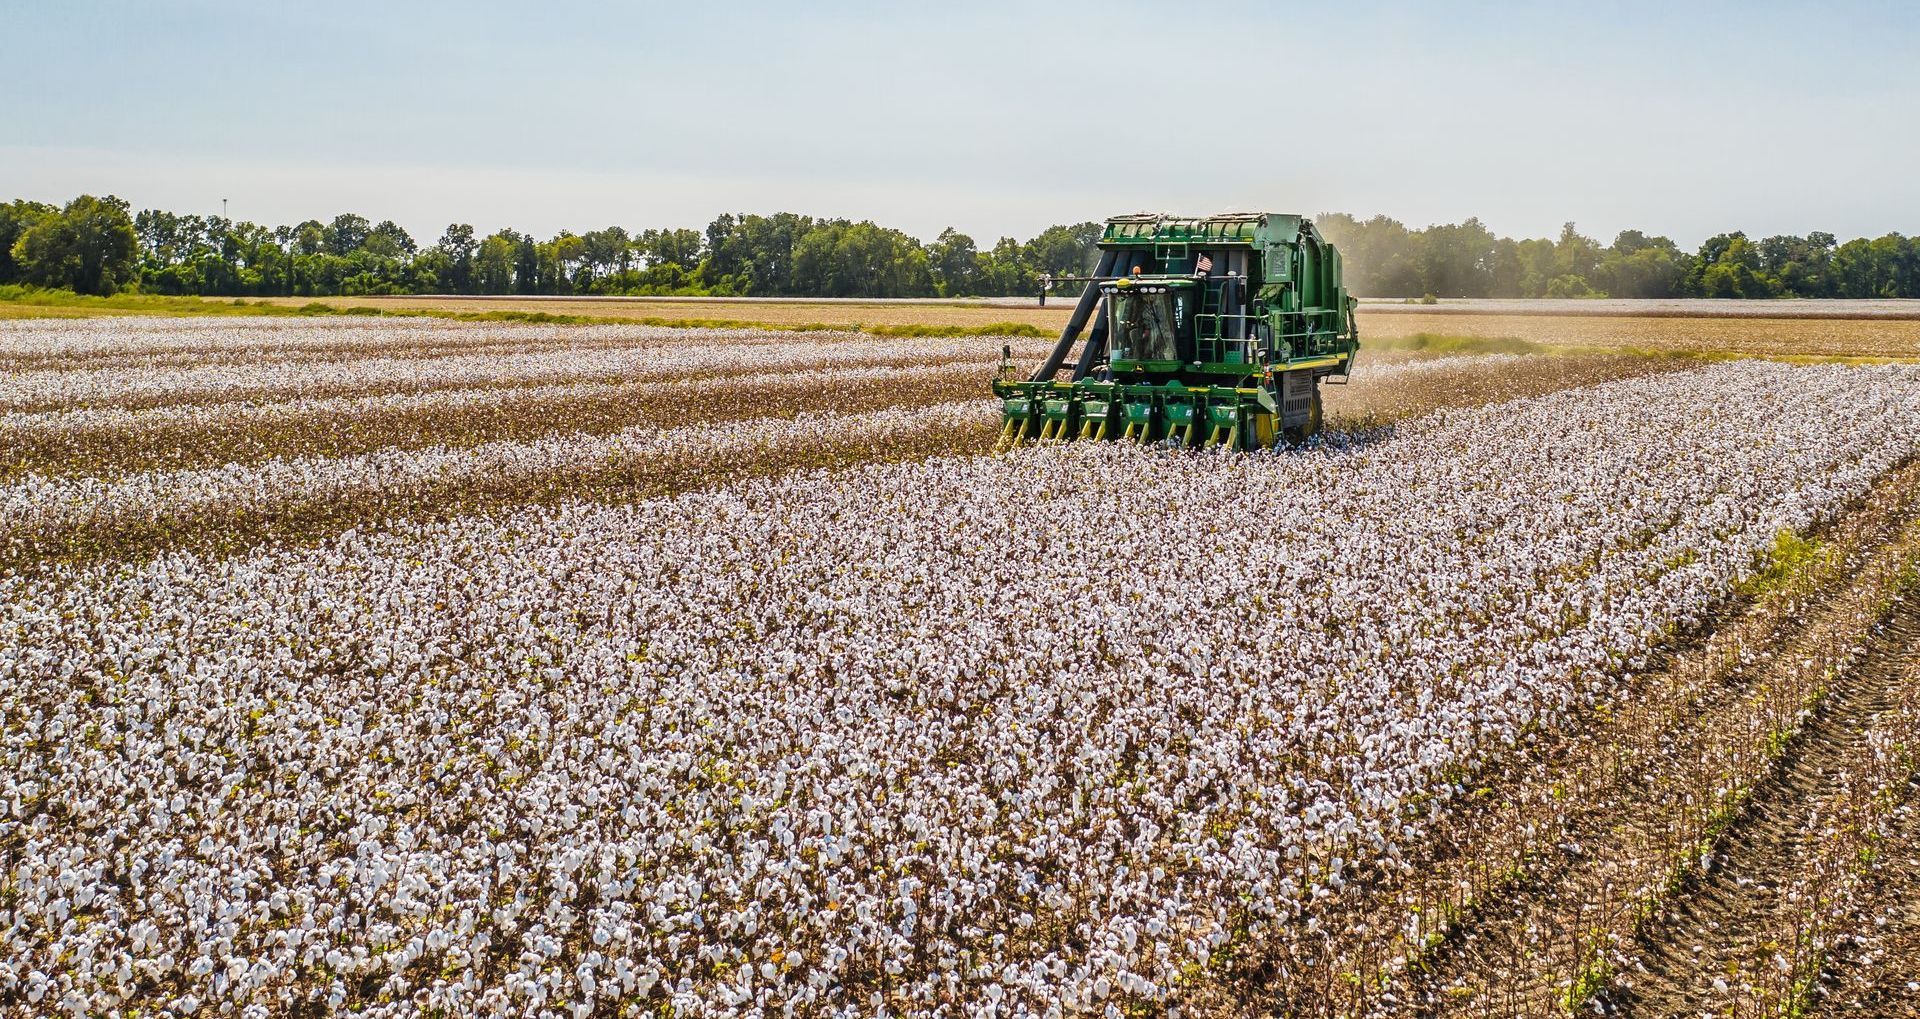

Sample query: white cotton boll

[8,328,1920,1018]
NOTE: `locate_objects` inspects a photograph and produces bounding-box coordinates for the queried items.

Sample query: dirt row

[0,358,998,481]
[1610,606,1920,1015]
[1810,792,1920,1016]
[1309,459,1920,1019]
[1205,458,1920,1018]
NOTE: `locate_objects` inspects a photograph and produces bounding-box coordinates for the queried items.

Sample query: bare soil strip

[1608,608,1920,1016]
[1362,312,1920,360]
[0,358,998,480]
[0,351,1675,482]
[1374,468,1920,1018]
[2,354,1673,574]
[1201,458,1920,1017]
[1809,794,1920,1016]
[0,325,810,371]
[1,406,998,575]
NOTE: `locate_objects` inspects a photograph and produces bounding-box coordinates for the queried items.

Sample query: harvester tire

[1283,389,1324,445]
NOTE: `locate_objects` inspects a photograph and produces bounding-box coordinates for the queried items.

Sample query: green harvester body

[993,212,1358,450]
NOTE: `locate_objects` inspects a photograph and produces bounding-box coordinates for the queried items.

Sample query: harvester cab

[993,212,1359,451]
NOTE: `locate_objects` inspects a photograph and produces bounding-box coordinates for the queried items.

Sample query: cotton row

[0,316,829,360]
[0,398,997,548]
[5,362,1919,1018]
[0,325,1041,413]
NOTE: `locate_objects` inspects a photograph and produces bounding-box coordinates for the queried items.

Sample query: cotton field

[5,317,1920,1018]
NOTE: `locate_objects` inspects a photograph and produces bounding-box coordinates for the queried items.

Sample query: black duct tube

[1030,248,1118,383]
[1070,300,1109,380]
[1071,251,1143,380]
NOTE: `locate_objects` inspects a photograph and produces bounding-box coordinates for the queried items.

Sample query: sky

[5,0,1918,248]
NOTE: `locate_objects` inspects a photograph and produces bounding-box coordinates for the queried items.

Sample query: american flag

[1193,253,1213,277]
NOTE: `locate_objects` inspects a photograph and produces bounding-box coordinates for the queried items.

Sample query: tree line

[1315,214,1920,301]
[3,194,1916,301]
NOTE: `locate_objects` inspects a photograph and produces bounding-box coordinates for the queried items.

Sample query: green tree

[1514,237,1559,297]
[704,212,814,295]
[508,235,535,294]
[927,228,980,296]
[0,200,56,284]
[1593,231,1686,298]
[637,227,703,269]
[436,224,478,294]
[474,232,518,293]
[577,226,632,291]
[1544,274,1602,298]
[1021,222,1102,291]
[1316,214,1421,296]
[363,220,416,259]
[1415,218,1500,297]
[1756,232,1835,297]
[1553,222,1603,282]
[12,194,138,295]
[323,214,371,256]
[290,220,327,256]
[1690,233,1772,298]
[975,237,1028,296]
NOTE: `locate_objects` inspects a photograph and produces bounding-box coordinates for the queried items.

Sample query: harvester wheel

[1283,389,1325,445]
[1253,414,1277,449]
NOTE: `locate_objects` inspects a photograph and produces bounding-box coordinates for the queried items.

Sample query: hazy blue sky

[6,1,1917,247]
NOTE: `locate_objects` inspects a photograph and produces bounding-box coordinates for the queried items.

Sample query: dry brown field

[231,295,1920,359]
[1360,309,1920,359]
[247,293,1076,330]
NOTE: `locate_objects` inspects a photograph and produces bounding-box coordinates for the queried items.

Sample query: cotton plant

[0,399,996,543]
[2,361,1920,1017]
[0,319,1044,413]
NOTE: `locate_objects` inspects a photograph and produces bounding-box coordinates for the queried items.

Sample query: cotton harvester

[993,212,1358,450]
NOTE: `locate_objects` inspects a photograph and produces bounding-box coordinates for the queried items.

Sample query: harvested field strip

[1360,462,1920,1017]
[0,289,1063,337]
[0,317,881,367]
[1609,607,1920,1016]
[238,293,1074,331]
[1205,457,1920,1017]
[0,358,999,479]
[0,400,1000,571]
[1319,352,1686,425]
[1363,312,1920,360]
[0,327,812,371]
[0,352,1678,480]
[1809,786,1920,1014]
[0,353,1692,566]
[0,333,1046,413]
